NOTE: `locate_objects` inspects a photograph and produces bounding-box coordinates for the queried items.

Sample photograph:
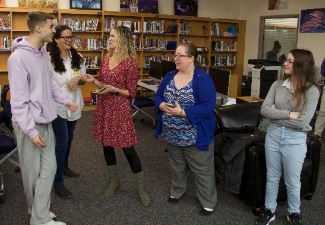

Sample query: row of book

[84,56,100,69]
[211,23,239,37]
[104,19,135,32]
[74,37,109,50]
[211,55,237,67]
[179,38,192,44]
[0,16,10,30]
[211,41,236,52]
[197,53,206,66]
[91,92,99,105]
[0,36,11,50]
[103,18,181,34]
[143,55,170,67]
[104,18,117,32]
[132,35,142,50]
[61,18,99,31]
[211,23,219,36]
[179,22,190,35]
[165,24,178,33]
[143,20,165,33]
[143,37,167,50]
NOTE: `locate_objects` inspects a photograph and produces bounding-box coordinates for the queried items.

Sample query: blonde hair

[106,25,136,62]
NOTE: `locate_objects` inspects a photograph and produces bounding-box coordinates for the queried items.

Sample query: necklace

[179,74,189,81]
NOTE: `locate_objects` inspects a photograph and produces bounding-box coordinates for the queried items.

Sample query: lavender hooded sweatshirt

[8,37,70,139]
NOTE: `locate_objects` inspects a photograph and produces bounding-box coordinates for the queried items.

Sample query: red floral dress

[92,56,138,148]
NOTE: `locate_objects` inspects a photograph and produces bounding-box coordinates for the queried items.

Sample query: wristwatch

[115,88,119,94]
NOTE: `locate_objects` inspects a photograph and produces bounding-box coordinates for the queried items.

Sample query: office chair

[0,87,20,204]
[132,90,156,129]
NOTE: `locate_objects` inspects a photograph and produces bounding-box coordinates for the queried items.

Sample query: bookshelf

[209,19,246,97]
[0,8,246,99]
[0,7,10,91]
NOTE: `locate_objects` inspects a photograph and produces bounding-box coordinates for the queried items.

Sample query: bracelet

[288,111,291,119]
[179,109,183,117]
[92,77,95,83]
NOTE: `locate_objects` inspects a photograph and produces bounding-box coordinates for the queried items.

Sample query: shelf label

[183,17,191,20]
[97,12,102,15]
[155,15,159,18]
[53,10,58,14]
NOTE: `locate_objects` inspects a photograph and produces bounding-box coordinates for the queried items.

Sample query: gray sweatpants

[13,122,56,225]
[167,141,217,209]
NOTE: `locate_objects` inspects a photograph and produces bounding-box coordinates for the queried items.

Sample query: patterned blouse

[162,79,197,146]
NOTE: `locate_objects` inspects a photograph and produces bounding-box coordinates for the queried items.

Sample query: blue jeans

[52,116,78,185]
[265,125,307,214]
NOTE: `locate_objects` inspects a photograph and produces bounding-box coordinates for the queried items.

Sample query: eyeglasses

[284,59,294,65]
[173,54,188,60]
[58,36,75,41]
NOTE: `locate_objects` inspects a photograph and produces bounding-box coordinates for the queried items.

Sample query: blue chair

[0,87,20,204]
[132,90,156,129]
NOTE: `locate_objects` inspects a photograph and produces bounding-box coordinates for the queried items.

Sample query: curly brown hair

[106,25,136,62]
[49,25,84,74]
[283,49,318,110]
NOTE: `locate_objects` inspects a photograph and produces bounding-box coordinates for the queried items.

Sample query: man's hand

[66,101,78,113]
[31,134,46,148]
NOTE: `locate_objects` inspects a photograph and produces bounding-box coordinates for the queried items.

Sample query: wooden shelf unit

[0,8,246,98]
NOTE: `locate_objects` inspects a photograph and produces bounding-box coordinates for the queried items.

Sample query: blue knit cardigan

[154,67,216,150]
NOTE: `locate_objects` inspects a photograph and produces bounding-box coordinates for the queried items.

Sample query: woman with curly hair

[49,25,85,199]
[81,25,150,206]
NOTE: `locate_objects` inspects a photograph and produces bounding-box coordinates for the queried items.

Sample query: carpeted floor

[0,107,324,225]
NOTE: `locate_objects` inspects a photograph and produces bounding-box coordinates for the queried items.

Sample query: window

[258,16,299,62]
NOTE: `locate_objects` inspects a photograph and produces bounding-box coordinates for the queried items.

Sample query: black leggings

[103,145,142,174]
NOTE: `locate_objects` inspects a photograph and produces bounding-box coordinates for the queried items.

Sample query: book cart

[0,7,246,99]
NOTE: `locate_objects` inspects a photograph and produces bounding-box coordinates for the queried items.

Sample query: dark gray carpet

[0,107,324,225]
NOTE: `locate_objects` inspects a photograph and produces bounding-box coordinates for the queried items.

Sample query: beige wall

[5,0,324,74]
[239,0,325,75]
[5,0,240,18]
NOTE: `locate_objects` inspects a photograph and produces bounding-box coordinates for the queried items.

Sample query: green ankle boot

[135,171,151,206]
[105,165,120,197]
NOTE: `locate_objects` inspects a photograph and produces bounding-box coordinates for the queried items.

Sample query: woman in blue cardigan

[154,43,217,216]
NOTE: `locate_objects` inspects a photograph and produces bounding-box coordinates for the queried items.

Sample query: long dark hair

[179,43,201,68]
[283,49,318,110]
[49,25,84,73]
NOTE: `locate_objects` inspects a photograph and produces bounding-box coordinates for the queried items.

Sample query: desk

[137,79,159,92]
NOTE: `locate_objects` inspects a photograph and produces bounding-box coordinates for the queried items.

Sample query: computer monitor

[209,67,231,99]
[161,60,176,78]
[149,60,162,81]
[259,69,278,99]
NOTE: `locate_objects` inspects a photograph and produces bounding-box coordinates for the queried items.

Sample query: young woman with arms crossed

[256,49,319,225]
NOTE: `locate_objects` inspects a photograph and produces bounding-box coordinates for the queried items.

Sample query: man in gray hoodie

[7,11,78,225]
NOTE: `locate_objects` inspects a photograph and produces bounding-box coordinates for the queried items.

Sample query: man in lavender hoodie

[7,11,78,225]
